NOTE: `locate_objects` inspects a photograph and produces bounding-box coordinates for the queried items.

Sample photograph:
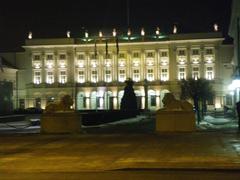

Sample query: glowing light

[127,28,131,36]
[99,31,103,38]
[141,28,145,36]
[85,31,89,38]
[214,23,219,32]
[66,31,71,38]
[28,32,32,39]
[228,79,240,90]
[173,25,177,34]
[112,28,117,37]
[156,27,160,35]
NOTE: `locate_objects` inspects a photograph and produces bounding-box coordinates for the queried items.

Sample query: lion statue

[159,93,193,111]
[45,95,74,113]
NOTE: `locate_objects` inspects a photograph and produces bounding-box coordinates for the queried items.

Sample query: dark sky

[0,0,232,52]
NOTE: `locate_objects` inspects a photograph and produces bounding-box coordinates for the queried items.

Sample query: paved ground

[1,114,240,179]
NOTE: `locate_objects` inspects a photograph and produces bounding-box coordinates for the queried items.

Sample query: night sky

[0,0,232,52]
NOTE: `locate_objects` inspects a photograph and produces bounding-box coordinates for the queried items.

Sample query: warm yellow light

[66,31,71,38]
[99,31,103,38]
[85,31,89,38]
[127,28,131,36]
[156,27,160,35]
[214,23,219,32]
[141,28,145,36]
[112,28,117,37]
[173,25,177,34]
[28,32,32,39]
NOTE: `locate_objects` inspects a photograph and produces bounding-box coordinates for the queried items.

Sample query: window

[78,70,85,83]
[105,70,112,82]
[192,49,199,55]
[59,54,66,60]
[59,60,66,68]
[161,68,168,81]
[91,70,98,82]
[147,69,154,81]
[33,71,41,84]
[161,51,168,57]
[34,55,40,60]
[192,67,199,80]
[178,50,186,56]
[19,99,25,109]
[105,54,111,59]
[46,54,53,60]
[78,54,85,60]
[206,67,214,80]
[206,48,213,55]
[207,96,214,105]
[59,70,67,83]
[150,96,156,106]
[90,54,97,59]
[133,52,139,58]
[119,69,126,82]
[146,52,154,58]
[35,98,41,109]
[133,69,140,82]
[46,71,54,84]
[119,53,125,58]
[178,67,186,80]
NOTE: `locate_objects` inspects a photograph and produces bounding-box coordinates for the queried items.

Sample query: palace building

[0,31,235,111]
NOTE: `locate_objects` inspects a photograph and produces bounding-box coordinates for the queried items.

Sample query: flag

[105,39,108,57]
[94,39,97,59]
[116,37,119,55]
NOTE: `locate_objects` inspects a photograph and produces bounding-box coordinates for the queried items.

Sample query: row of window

[32,48,214,61]
[33,66,214,84]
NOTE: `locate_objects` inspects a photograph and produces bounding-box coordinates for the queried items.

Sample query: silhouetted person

[236,101,240,131]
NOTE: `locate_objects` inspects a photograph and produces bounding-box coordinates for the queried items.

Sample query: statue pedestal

[41,112,81,134]
[156,111,195,132]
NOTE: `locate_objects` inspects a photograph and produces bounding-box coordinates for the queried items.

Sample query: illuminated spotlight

[214,23,219,32]
[173,25,177,34]
[127,28,131,36]
[99,31,103,38]
[85,31,89,38]
[112,28,117,37]
[28,31,32,39]
[141,27,145,36]
[66,31,71,38]
[156,27,160,35]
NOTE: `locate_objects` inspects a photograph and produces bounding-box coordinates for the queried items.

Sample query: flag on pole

[116,37,119,55]
[105,39,108,57]
[94,39,97,59]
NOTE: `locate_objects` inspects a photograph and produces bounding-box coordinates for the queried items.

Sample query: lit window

[119,53,125,58]
[119,69,126,82]
[34,55,40,60]
[192,49,199,55]
[161,51,168,57]
[78,54,85,60]
[59,60,66,68]
[59,70,67,83]
[33,71,41,84]
[59,54,66,60]
[206,67,214,80]
[133,52,139,58]
[78,70,85,83]
[161,68,168,81]
[178,67,186,80]
[91,70,98,83]
[133,69,140,82]
[206,49,213,55]
[46,54,53,60]
[178,50,186,56]
[192,67,199,80]
[46,71,54,84]
[147,69,154,81]
[105,70,112,82]
[146,52,154,58]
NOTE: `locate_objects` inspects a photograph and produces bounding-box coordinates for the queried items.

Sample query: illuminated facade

[1,32,234,110]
